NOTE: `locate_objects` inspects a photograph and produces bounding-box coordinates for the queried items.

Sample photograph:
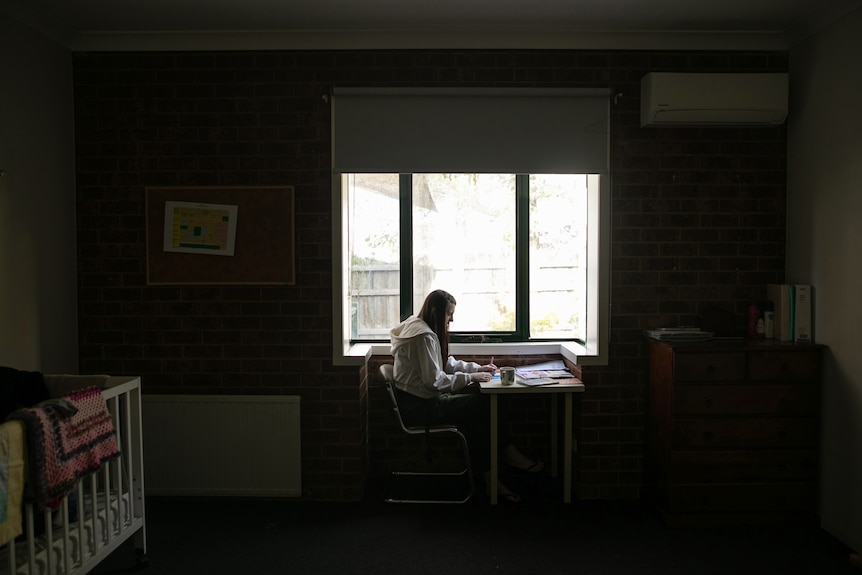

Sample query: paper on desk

[515,375,558,386]
[515,360,571,379]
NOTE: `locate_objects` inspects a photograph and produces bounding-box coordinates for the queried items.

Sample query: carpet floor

[91,489,858,575]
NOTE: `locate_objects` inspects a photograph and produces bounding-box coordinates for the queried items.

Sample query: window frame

[332,173,610,367]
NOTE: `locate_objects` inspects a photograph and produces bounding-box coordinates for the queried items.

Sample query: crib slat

[102,466,112,546]
[123,391,133,502]
[77,482,85,569]
[61,497,71,574]
[88,473,98,556]
[44,508,53,575]
[108,395,123,523]
[25,504,35,575]
[122,389,137,536]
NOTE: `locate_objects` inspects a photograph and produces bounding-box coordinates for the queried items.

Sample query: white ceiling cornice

[66,29,792,52]
[4,0,861,53]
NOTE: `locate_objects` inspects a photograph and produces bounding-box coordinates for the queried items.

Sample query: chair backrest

[380,363,395,384]
[379,364,413,433]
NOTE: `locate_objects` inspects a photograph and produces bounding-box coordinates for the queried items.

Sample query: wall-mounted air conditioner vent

[640,72,788,127]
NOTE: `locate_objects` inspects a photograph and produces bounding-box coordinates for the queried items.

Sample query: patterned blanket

[8,387,120,509]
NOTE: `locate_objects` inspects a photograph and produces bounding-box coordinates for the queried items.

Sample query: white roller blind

[332,88,610,174]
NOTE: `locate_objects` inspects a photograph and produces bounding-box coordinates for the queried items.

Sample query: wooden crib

[0,375,146,575]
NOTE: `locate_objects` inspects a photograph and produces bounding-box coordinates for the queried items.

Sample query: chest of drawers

[645,339,822,526]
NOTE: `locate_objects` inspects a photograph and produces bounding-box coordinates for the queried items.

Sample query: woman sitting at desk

[389,289,543,503]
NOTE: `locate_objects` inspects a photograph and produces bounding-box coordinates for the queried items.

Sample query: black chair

[379,364,474,503]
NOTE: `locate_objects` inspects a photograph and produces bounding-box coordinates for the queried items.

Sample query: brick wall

[73,49,787,501]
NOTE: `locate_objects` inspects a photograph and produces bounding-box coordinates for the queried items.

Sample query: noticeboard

[146,186,295,285]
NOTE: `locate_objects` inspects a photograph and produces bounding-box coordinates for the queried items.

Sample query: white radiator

[142,395,301,497]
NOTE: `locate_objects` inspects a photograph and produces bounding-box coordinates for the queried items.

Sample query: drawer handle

[705,365,716,375]
[779,363,791,374]
[703,431,714,443]
[704,399,714,408]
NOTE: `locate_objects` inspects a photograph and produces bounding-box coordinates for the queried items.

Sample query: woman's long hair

[417,289,456,365]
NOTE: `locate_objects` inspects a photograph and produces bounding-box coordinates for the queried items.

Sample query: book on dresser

[767,283,792,341]
[767,283,813,343]
[794,284,812,343]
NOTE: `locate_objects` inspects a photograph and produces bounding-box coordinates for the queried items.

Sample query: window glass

[529,174,588,340]
[347,174,400,340]
[412,174,516,332]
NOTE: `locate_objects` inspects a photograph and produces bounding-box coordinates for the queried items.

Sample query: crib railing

[1,376,146,575]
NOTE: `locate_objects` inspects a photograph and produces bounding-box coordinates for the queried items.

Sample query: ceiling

[2,0,861,51]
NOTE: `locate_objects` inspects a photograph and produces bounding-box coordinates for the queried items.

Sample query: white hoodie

[389,316,480,398]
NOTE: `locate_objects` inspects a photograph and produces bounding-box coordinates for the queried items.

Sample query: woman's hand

[480,363,497,374]
[457,371,490,394]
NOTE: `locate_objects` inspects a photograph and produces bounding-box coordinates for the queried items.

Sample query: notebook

[515,360,572,380]
[515,375,558,386]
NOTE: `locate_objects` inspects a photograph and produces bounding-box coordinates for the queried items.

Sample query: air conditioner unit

[640,72,788,127]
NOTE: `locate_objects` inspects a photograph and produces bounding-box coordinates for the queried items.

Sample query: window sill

[336,340,605,367]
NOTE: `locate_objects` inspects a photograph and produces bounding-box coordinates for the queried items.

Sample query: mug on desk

[500,366,515,385]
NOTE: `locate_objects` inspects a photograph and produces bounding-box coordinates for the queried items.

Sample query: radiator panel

[143,395,301,497]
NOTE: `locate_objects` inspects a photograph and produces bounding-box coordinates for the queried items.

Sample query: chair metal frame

[379,364,474,504]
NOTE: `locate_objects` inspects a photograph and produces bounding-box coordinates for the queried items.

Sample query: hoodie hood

[390,316,433,353]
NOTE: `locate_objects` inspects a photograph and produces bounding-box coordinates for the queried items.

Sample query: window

[347,173,594,343]
[331,88,609,365]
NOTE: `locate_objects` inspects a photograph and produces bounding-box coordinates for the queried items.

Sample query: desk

[479,377,585,504]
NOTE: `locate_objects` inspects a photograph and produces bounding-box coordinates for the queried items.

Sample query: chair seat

[379,363,474,504]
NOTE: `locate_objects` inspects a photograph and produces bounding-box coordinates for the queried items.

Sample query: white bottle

[764,310,775,339]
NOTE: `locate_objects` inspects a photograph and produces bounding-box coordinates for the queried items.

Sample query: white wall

[789,6,862,552]
[0,15,78,372]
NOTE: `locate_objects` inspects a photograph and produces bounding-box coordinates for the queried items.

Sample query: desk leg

[550,395,558,477]
[563,393,572,504]
[490,393,498,505]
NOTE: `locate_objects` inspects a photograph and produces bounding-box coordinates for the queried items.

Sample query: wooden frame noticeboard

[146,186,295,285]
